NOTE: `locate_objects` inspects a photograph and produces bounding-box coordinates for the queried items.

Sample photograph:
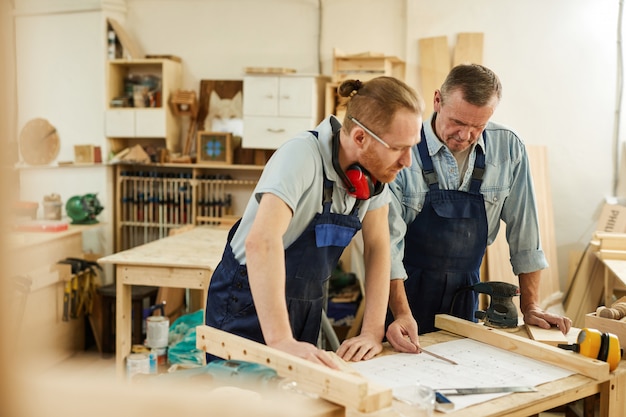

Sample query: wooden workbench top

[98,225,229,269]
[8,224,99,249]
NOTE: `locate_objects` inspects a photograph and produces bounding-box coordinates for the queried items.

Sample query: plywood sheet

[453,32,484,66]
[484,145,561,309]
[418,36,450,116]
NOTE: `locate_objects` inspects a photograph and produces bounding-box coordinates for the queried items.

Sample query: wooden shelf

[113,163,260,252]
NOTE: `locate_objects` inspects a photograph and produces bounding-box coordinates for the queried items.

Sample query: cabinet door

[243,76,279,117]
[105,109,135,137]
[135,109,166,137]
[278,77,315,117]
[242,115,314,149]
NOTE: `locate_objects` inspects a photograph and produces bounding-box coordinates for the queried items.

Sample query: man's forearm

[389,279,412,319]
[518,270,542,314]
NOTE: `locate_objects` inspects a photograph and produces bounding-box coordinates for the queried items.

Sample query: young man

[386,64,572,353]
[206,76,423,367]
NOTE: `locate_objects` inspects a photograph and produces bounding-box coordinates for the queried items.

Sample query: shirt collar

[423,112,486,156]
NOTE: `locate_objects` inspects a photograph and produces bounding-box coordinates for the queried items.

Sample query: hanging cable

[613,0,624,196]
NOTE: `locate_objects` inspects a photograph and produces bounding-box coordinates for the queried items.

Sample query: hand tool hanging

[57,258,103,321]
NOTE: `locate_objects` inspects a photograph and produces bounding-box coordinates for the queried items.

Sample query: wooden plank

[526,145,561,301]
[525,323,568,346]
[99,226,229,269]
[564,244,605,327]
[483,146,561,310]
[119,265,211,289]
[434,314,609,380]
[598,250,626,261]
[453,32,484,66]
[196,325,393,413]
[107,18,144,59]
[418,36,450,116]
[594,232,626,251]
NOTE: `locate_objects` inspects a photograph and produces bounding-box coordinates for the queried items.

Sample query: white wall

[13,0,625,290]
[404,0,620,289]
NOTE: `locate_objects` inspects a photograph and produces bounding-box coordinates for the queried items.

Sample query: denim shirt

[388,113,548,280]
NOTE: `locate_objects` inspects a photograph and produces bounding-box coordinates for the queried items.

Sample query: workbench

[8,224,101,371]
[98,225,229,376]
[196,315,626,417]
[408,328,625,417]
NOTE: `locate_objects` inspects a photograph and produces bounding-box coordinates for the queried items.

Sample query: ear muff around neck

[331,126,384,200]
[345,164,383,200]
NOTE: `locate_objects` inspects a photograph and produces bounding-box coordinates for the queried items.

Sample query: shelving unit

[113,162,262,251]
[105,58,182,155]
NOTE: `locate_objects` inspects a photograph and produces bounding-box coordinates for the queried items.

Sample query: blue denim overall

[205,149,362,349]
[402,128,487,334]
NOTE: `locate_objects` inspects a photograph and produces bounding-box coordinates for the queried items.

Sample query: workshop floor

[36,348,579,417]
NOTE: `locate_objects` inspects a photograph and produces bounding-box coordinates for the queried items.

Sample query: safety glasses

[348,116,391,149]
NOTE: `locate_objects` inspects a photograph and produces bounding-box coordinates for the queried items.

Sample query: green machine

[65,193,104,224]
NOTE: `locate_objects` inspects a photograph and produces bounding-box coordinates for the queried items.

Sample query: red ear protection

[345,164,379,200]
[331,127,384,200]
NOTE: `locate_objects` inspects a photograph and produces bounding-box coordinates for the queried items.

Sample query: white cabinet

[105,108,166,137]
[105,58,181,153]
[242,74,329,149]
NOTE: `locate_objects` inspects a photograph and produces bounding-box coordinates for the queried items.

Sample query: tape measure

[559,328,622,371]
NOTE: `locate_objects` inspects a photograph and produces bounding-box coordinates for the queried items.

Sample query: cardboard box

[597,203,626,233]
[74,145,102,164]
[585,296,626,350]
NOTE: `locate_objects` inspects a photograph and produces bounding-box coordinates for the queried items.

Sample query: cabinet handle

[281,95,290,99]
[267,128,285,133]
[265,94,275,99]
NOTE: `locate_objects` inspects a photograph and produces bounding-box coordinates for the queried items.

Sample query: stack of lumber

[564,231,626,327]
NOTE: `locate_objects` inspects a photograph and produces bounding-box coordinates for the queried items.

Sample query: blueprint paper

[350,338,574,412]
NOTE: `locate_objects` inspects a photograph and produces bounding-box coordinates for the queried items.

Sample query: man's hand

[385,314,420,353]
[270,338,340,369]
[522,303,573,335]
[336,333,383,362]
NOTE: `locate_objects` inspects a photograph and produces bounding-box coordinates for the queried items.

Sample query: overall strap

[469,130,487,194]
[417,127,439,190]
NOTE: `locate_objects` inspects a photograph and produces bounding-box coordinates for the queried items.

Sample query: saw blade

[436,386,537,395]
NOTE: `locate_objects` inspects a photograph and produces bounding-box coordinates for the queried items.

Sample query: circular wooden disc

[19,117,60,165]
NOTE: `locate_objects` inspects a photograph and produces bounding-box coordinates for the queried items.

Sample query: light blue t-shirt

[388,113,548,280]
[230,116,390,263]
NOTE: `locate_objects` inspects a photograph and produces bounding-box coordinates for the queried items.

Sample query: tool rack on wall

[114,163,262,251]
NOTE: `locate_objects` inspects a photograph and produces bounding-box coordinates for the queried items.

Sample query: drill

[472,281,520,329]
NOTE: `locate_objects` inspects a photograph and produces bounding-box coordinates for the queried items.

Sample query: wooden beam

[483,145,562,310]
[434,314,609,380]
[418,36,450,116]
[196,325,392,413]
[453,32,484,66]
[564,243,605,327]
[594,232,626,251]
